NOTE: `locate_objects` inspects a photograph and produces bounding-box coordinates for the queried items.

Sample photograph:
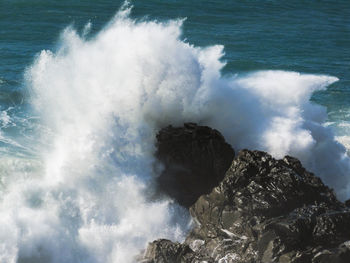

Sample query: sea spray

[0,3,349,263]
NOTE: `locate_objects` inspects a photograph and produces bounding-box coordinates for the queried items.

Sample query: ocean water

[0,1,350,262]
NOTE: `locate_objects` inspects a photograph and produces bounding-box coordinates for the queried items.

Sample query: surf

[1,3,349,263]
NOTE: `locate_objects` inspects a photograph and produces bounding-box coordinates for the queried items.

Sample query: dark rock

[141,239,214,263]
[345,199,350,208]
[141,239,196,263]
[183,150,350,262]
[144,123,350,262]
[155,122,235,207]
[311,241,350,263]
[143,148,350,263]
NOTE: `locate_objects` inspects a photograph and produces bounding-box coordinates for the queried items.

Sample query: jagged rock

[143,147,350,263]
[185,150,350,262]
[141,239,196,263]
[145,124,350,262]
[155,123,235,207]
[186,150,350,262]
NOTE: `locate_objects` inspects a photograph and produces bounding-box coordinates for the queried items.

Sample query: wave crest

[0,4,348,263]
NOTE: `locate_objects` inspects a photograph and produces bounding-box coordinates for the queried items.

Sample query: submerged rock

[144,141,350,262]
[155,122,235,207]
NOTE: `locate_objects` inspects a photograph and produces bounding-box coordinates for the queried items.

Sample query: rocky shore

[142,123,350,263]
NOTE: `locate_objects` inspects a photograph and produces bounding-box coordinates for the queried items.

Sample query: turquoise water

[1,1,350,262]
[1,1,350,95]
[1,1,349,96]
[1,0,350,151]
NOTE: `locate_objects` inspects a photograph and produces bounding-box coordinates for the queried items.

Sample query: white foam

[0,3,349,263]
[0,110,13,128]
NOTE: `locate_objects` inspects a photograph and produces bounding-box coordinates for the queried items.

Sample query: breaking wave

[1,3,349,263]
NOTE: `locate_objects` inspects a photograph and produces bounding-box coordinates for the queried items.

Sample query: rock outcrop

[143,125,350,263]
[155,123,235,207]
[185,150,350,262]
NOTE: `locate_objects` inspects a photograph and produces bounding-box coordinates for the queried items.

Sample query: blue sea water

[1,0,350,154]
[0,1,350,262]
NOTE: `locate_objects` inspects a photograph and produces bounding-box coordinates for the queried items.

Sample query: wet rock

[155,123,234,207]
[311,241,350,263]
[345,199,350,208]
[141,239,202,263]
[185,150,350,262]
[144,126,350,262]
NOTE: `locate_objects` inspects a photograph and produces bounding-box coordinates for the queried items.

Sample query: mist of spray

[0,3,349,263]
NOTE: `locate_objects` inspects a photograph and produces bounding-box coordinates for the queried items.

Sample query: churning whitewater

[1,4,350,263]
